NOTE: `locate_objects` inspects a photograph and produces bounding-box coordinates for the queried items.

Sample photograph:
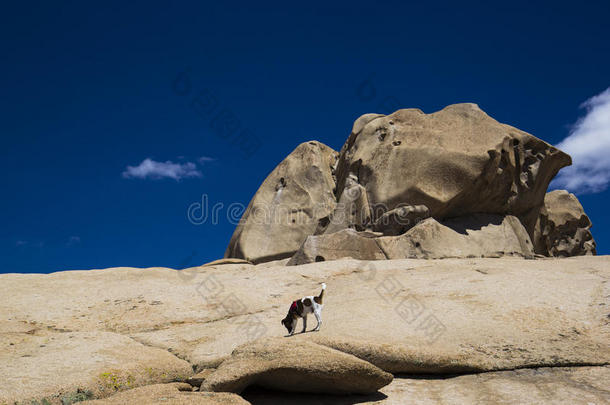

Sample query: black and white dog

[281,283,326,335]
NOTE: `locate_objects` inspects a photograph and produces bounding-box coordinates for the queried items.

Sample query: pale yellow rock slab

[1,257,609,403]
[201,338,393,394]
[83,383,250,404]
[0,330,192,404]
[241,366,610,404]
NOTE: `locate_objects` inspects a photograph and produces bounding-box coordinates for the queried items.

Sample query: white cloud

[14,240,44,248]
[198,156,215,163]
[122,158,202,181]
[67,236,81,246]
[552,87,610,194]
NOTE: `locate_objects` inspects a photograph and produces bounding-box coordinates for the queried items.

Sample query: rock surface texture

[534,190,597,257]
[288,214,534,265]
[224,141,338,264]
[287,229,386,265]
[0,321,192,404]
[201,338,393,394]
[83,383,251,404]
[243,367,610,404]
[333,104,570,235]
[1,257,609,403]
[225,103,592,263]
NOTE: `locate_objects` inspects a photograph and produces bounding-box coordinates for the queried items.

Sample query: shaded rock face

[333,104,571,239]
[288,214,534,265]
[318,178,371,235]
[372,204,430,236]
[287,229,386,265]
[224,141,338,264]
[201,338,393,395]
[534,190,597,257]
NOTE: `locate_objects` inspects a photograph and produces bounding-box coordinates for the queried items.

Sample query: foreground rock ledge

[1,257,609,403]
[83,383,250,404]
[0,329,192,404]
[242,366,610,405]
[201,338,393,394]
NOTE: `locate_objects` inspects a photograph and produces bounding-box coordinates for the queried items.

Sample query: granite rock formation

[288,214,534,265]
[2,257,609,403]
[534,190,597,256]
[225,104,593,264]
[224,141,338,263]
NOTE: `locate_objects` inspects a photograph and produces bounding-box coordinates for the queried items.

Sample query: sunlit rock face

[225,141,338,264]
[225,103,596,263]
[333,103,571,240]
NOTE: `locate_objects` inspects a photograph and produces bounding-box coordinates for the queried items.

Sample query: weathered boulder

[318,179,429,236]
[223,104,595,262]
[371,204,430,235]
[318,175,371,234]
[225,141,338,263]
[288,214,534,264]
[534,190,596,257]
[201,338,393,394]
[83,383,250,404]
[243,367,610,405]
[376,214,534,260]
[287,228,386,265]
[333,103,571,241]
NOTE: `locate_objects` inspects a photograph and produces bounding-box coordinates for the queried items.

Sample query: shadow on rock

[242,386,388,405]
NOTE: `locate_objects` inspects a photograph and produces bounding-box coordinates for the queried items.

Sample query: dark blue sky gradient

[1,1,609,273]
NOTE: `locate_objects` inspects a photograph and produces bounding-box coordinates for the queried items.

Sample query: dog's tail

[315,283,326,305]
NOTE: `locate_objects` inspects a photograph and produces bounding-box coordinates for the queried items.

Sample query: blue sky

[1,1,609,273]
